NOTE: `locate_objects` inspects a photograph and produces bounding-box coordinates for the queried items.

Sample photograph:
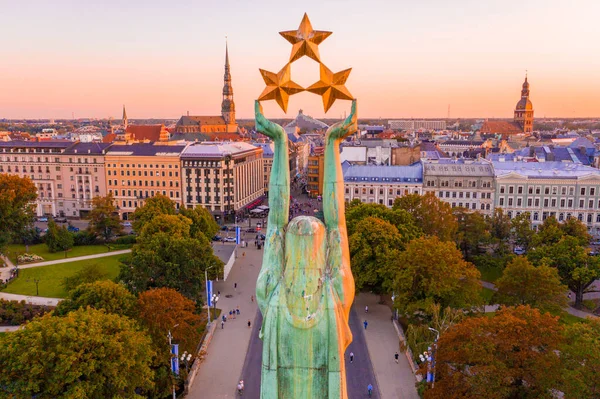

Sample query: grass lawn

[477,266,503,283]
[480,287,495,304]
[1,254,123,298]
[5,243,113,264]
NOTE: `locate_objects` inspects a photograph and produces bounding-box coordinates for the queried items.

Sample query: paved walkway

[0,292,62,306]
[354,293,419,399]
[1,325,22,332]
[14,249,131,269]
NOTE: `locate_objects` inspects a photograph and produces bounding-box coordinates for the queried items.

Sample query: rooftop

[493,161,600,179]
[181,142,259,158]
[105,143,186,157]
[423,159,494,176]
[343,163,423,183]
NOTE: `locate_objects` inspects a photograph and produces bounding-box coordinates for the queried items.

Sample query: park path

[14,249,131,269]
[354,293,419,399]
[0,292,61,306]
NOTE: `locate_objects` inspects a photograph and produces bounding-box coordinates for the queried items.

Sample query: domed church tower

[513,74,534,133]
[221,42,236,129]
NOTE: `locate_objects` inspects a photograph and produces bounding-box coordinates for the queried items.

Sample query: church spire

[221,39,235,126]
[122,105,128,130]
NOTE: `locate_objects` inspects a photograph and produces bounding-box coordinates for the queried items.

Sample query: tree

[560,319,600,398]
[486,208,512,254]
[453,208,490,259]
[0,174,37,255]
[61,263,108,292]
[425,306,563,399]
[345,202,421,239]
[393,192,457,242]
[510,212,535,250]
[394,236,482,318]
[132,194,176,233]
[560,216,591,246]
[87,193,123,241]
[0,308,155,398]
[349,217,406,294]
[528,236,600,309]
[179,206,219,241]
[137,288,202,355]
[493,257,568,312]
[45,219,74,256]
[138,214,192,241]
[55,280,137,317]
[530,216,564,248]
[119,233,223,300]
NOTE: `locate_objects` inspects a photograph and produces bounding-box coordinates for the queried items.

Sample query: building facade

[104,144,187,220]
[493,161,600,235]
[422,159,495,215]
[343,163,423,206]
[307,149,324,198]
[513,76,534,133]
[0,141,109,218]
[389,120,447,131]
[180,142,263,222]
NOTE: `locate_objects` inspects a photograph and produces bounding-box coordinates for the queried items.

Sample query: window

[592,188,596,196]
[551,199,557,207]
[581,187,586,196]
[580,200,585,208]
[500,186,505,194]
[517,198,522,206]
[508,186,514,194]
[508,198,513,206]
[590,200,594,209]
[560,199,566,208]
[545,187,550,195]
[517,186,523,194]
[559,213,564,221]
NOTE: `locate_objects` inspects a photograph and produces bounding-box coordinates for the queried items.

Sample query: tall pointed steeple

[122,105,128,130]
[221,39,235,126]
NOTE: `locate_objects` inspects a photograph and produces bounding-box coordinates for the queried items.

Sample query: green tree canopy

[453,207,490,259]
[345,202,421,239]
[530,216,564,248]
[45,219,74,256]
[493,257,568,312]
[510,212,535,250]
[119,232,223,300]
[393,192,457,241]
[179,206,219,241]
[132,194,176,233]
[528,236,600,309]
[87,193,123,241]
[138,214,192,241]
[0,308,155,398]
[487,208,512,243]
[394,236,482,318]
[349,217,407,294]
[61,263,109,292]
[0,174,37,255]
[560,319,600,398]
[55,280,137,317]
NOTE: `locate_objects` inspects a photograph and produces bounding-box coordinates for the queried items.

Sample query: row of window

[506,211,600,224]
[438,191,492,199]
[429,180,492,188]
[107,180,179,188]
[0,166,98,174]
[109,190,179,200]
[499,197,600,209]
[107,163,178,169]
[345,187,420,196]
[500,185,597,196]
[107,170,178,177]
[0,156,98,163]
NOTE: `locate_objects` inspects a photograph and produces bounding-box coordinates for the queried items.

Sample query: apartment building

[307,148,324,198]
[493,161,600,235]
[422,159,495,215]
[104,143,187,220]
[342,162,423,206]
[0,141,109,217]
[180,142,263,222]
[252,142,274,192]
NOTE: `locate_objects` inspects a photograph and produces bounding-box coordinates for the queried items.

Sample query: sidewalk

[186,242,263,399]
[0,292,61,306]
[353,293,419,399]
[14,249,131,270]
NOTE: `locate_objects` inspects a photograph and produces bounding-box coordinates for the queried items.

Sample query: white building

[389,120,447,130]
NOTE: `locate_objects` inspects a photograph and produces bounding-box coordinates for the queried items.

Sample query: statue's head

[284,216,327,318]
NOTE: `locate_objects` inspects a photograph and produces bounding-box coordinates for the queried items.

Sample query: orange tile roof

[102,133,116,143]
[126,125,169,141]
[480,121,523,135]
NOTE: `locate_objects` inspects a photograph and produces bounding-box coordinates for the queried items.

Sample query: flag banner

[236,226,241,244]
[206,280,213,307]
[171,344,180,375]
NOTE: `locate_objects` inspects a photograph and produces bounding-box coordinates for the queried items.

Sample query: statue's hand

[326,100,357,142]
[255,100,286,142]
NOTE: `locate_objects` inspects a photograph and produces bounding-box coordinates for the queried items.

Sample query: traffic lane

[240,308,379,399]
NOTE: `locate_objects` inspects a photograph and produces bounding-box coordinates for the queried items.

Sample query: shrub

[16,253,44,263]
[61,263,109,292]
[0,299,53,326]
[73,230,97,246]
[115,235,136,245]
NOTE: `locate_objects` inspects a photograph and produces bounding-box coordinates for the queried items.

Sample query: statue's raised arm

[323,99,357,320]
[255,100,289,315]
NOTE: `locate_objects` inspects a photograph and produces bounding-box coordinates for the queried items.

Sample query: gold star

[279,13,332,63]
[307,63,353,113]
[258,63,304,113]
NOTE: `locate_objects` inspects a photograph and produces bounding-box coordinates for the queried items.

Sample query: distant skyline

[1,0,599,120]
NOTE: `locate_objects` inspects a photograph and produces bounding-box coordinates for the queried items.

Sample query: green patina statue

[255,99,357,399]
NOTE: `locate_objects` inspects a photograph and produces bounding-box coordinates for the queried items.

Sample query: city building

[493,161,600,235]
[175,44,238,135]
[343,162,423,206]
[118,124,170,142]
[252,142,274,192]
[0,141,110,217]
[104,143,187,220]
[180,142,264,223]
[422,159,495,214]
[437,140,492,158]
[389,120,447,131]
[307,148,325,198]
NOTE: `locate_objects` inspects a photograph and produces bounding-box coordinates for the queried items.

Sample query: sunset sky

[1,0,599,120]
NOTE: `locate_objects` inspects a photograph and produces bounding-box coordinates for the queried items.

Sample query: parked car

[513,246,526,255]
[221,226,230,231]
[122,221,132,227]
[54,217,67,223]
[37,217,48,222]
[590,251,599,256]
[591,240,600,246]
[246,228,257,233]
[67,225,80,233]
[224,236,237,242]
[213,235,223,241]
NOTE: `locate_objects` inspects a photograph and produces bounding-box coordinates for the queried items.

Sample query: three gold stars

[258,13,353,113]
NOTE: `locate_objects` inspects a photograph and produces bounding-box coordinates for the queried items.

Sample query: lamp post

[180,351,193,373]
[428,327,440,389]
[205,265,218,325]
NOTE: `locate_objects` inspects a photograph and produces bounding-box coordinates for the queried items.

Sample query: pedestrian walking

[229,310,233,319]
[251,295,254,302]
[394,352,399,364]
[349,352,354,363]
[236,307,240,315]
[234,282,238,291]
[248,319,252,328]
[232,310,237,319]
[221,320,225,329]
[222,315,226,323]
[367,384,373,397]
[365,305,369,313]
[218,290,221,296]
[363,320,368,330]
[242,252,245,257]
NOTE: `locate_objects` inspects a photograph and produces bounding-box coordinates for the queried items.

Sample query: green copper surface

[255,100,357,399]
